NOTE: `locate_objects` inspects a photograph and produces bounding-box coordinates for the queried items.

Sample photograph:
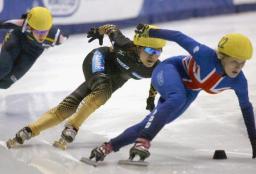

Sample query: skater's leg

[28,82,90,136]
[66,73,113,130]
[54,48,121,148]
[6,82,90,148]
[56,77,127,149]
[65,47,115,130]
[127,63,197,160]
[87,113,152,161]
[109,112,153,152]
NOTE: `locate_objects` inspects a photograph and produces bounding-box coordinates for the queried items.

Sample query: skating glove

[87,27,104,45]
[146,84,157,111]
[87,25,118,45]
[250,139,256,158]
[21,13,27,19]
[146,97,155,112]
[135,23,151,37]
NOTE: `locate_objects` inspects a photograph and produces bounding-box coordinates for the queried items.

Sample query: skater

[0,6,67,89]
[7,24,166,150]
[88,24,256,163]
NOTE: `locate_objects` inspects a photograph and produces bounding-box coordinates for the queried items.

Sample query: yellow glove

[98,24,117,35]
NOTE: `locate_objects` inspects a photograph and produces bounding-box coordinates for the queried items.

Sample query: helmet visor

[32,29,49,35]
[144,47,162,56]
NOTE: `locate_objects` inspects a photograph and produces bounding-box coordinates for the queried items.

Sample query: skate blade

[118,159,149,166]
[80,157,99,167]
[53,140,67,150]
[6,139,17,149]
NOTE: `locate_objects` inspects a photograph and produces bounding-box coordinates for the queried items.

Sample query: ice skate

[81,142,112,166]
[53,137,68,150]
[6,138,18,149]
[53,125,78,150]
[118,138,150,166]
[6,127,32,149]
[118,159,149,166]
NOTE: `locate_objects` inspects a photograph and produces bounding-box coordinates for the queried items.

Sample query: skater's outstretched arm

[234,74,256,158]
[0,19,24,29]
[135,24,216,65]
[87,24,133,48]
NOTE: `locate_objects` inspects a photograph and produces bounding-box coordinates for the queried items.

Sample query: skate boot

[129,138,151,161]
[53,125,78,150]
[6,127,32,149]
[89,142,113,162]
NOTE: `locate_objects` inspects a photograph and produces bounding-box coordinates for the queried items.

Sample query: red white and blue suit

[109,29,256,151]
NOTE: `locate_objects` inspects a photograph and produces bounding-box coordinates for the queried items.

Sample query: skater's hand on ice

[146,96,155,112]
[87,27,104,45]
[250,139,256,158]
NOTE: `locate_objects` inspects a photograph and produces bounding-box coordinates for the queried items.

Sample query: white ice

[1,12,256,174]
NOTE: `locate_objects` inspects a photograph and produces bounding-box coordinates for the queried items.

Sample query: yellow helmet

[217,33,253,60]
[133,25,166,49]
[27,6,52,31]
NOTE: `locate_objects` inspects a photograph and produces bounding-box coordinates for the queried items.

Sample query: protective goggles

[144,47,162,56]
[32,29,49,35]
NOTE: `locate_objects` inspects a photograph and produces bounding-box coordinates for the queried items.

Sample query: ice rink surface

[0,12,256,174]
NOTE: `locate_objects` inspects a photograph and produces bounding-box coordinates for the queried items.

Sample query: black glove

[135,23,150,37]
[146,96,155,112]
[250,139,256,158]
[21,13,27,19]
[87,27,104,45]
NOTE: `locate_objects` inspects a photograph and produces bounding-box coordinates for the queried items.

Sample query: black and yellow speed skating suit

[21,25,158,144]
[0,18,65,89]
